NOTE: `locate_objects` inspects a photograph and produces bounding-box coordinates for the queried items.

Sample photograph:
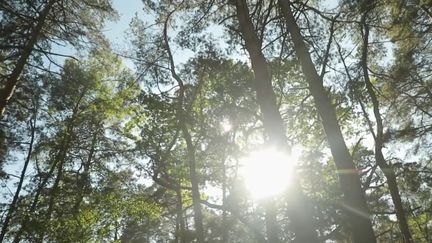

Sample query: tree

[0,106,37,241]
[231,1,318,242]
[0,0,117,116]
[5,49,142,242]
[357,5,413,241]
[2,0,432,242]
[278,1,376,242]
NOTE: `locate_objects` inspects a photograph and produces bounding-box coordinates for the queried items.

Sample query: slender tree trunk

[13,95,83,243]
[73,131,98,213]
[0,0,55,117]
[233,1,318,242]
[38,98,86,242]
[360,14,413,243]
[222,159,229,243]
[37,157,66,242]
[175,187,186,243]
[0,114,37,242]
[263,199,279,243]
[114,221,119,241]
[12,159,58,243]
[37,119,78,242]
[46,160,67,221]
[233,0,286,147]
[180,122,205,243]
[13,130,71,243]
[278,1,376,242]
[163,12,205,242]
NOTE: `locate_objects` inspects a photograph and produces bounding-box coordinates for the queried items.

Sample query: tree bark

[221,158,229,243]
[175,188,186,243]
[73,130,98,213]
[163,11,205,242]
[0,114,37,242]
[0,0,55,117]
[233,1,318,242]
[181,123,205,243]
[360,14,413,243]
[233,0,286,147]
[38,154,66,242]
[263,199,279,243]
[278,1,376,242]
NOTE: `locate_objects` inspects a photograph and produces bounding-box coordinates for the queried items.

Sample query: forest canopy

[1,0,432,242]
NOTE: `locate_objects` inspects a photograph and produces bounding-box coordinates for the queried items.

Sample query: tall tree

[358,6,413,242]
[0,109,37,241]
[0,0,116,116]
[278,1,376,242]
[8,49,141,242]
[231,0,318,242]
[0,0,55,116]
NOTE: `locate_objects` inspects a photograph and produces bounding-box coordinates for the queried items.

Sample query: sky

[105,0,146,49]
[49,0,146,70]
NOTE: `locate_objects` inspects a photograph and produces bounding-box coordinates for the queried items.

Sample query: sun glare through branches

[239,147,301,200]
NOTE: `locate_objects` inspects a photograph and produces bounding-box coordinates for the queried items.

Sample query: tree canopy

[1,0,432,242]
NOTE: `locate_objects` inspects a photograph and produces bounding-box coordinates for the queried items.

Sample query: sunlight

[239,147,301,200]
[220,118,232,133]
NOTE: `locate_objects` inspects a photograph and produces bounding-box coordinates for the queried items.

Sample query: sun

[220,118,232,133]
[239,147,301,200]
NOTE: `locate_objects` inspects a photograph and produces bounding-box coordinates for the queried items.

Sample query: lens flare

[239,147,300,200]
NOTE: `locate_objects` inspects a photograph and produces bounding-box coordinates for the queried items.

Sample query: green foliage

[2,0,432,242]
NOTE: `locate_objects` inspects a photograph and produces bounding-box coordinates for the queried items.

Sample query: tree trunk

[0,0,55,117]
[13,127,72,243]
[12,159,59,243]
[163,12,205,242]
[180,122,205,243]
[38,94,87,242]
[360,14,413,243]
[263,199,280,243]
[0,114,37,242]
[38,156,66,242]
[175,187,186,243]
[233,0,286,147]
[233,1,318,242]
[73,130,98,213]
[221,158,229,243]
[278,1,376,242]
[13,94,82,243]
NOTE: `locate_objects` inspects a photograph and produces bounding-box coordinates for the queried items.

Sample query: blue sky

[105,0,146,47]
[50,0,146,68]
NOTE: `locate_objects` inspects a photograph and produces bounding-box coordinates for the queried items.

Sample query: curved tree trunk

[360,14,413,243]
[278,1,376,242]
[163,12,205,242]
